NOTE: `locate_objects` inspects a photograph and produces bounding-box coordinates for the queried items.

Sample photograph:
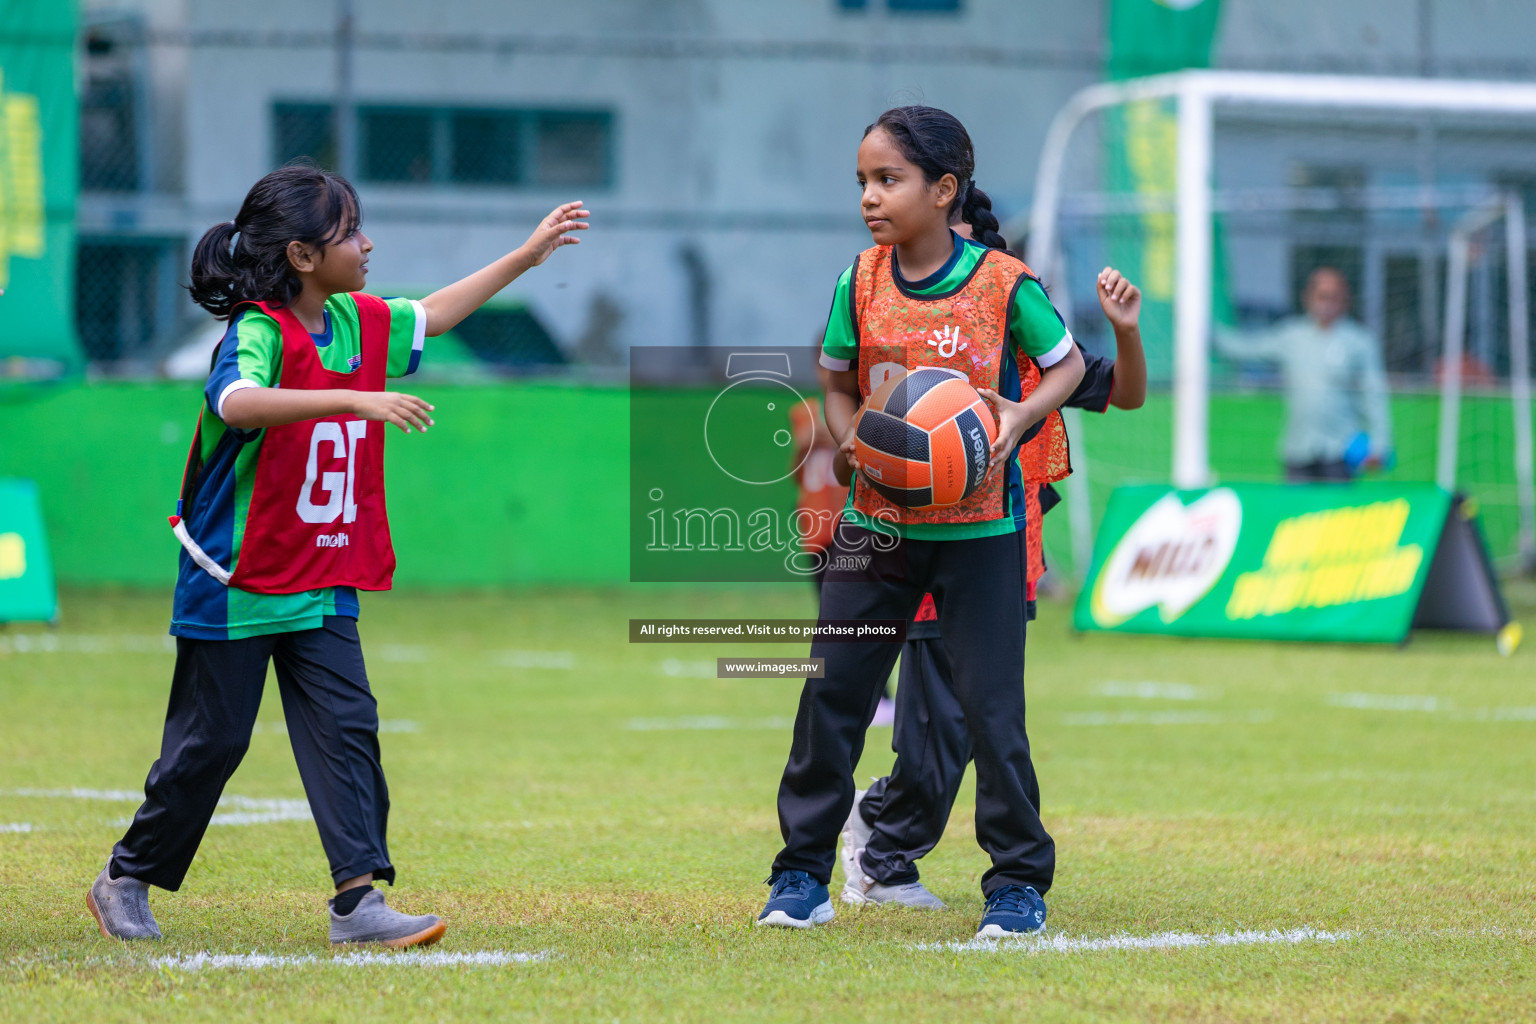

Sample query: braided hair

[864,105,1007,251]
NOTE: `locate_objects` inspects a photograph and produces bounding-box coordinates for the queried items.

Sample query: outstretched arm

[418,201,589,338]
[1097,266,1146,410]
[221,388,435,433]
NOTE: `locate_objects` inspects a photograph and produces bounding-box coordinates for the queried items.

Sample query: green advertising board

[0,477,58,623]
[1104,0,1225,380]
[1076,482,1513,646]
[0,0,78,370]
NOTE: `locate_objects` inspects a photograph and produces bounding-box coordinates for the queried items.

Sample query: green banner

[1105,0,1223,380]
[0,477,58,623]
[1075,482,1454,644]
[0,1,78,371]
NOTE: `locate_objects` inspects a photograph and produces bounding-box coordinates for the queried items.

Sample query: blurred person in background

[1215,266,1392,482]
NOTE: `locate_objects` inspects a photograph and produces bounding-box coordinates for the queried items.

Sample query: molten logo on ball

[852,367,998,509]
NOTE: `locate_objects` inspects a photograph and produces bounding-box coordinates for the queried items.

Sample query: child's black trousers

[112,616,394,890]
[771,522,1054,898]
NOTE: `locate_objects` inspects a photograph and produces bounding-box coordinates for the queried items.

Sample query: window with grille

[272,103,612,188]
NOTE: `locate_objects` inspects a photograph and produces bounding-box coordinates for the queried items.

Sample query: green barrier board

[0,477,57,623]
[1075,482,1511,646]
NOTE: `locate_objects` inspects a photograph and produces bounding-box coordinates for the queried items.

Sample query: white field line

[4,787,144,801]
[492,650,576,670]
[1061,710,1272,727]
[625,716,795,731]
[655,659,717,678]
[253,720,420,736]
[1095,681,1207,701]
[377,644,431,663]
[1328,692,1446,712]
[918,926,1353,955]
[1461,706,1536,721]
[3,788,312,827]
[208,797,312,827]
[152,950,553,971]
[0,634,175,656]
[0,823,35,833]
[1327,693,1536,721]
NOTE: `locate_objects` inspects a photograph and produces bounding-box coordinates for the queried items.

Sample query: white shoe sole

[975,923,1045,939]
[755,901,835,928]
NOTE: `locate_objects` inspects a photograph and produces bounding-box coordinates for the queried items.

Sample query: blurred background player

[1214,266,1393,482]
[841,266,1146,907]
[87,164,588,947]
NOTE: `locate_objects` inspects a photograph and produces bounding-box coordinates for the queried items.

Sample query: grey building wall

[75,0,1536,370]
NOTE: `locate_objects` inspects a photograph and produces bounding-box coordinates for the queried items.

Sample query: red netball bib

[222,294,396,594]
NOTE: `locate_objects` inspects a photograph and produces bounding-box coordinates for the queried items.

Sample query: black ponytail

[864,105,1008,251]
[189,162,361,319]
[959,181,1007,251]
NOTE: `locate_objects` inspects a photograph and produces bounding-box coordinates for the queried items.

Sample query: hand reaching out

[1097,266,1141,332]
[351,391,436,434]
[521,201,591,267]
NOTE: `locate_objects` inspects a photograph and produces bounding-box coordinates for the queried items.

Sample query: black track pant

[112,617,394,891]
[771,524,1053,897]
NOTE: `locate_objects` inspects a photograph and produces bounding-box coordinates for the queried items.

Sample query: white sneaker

[840,849,947,909]
[840,789,873,884]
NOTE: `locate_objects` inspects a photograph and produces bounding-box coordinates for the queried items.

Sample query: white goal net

[1021,71,1536,578]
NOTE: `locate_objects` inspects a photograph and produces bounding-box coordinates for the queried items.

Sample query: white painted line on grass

[252,720,421,736]
[0,823,35,833]
[4,787,144,802]
[3,787,313,827]
[1328,692,1446,713]
[1463,706,1536,721]
[1329,694,1536,721]
[917,926,1352,955]
[152,950,552,971]
[377,644,431,663]
[0,634,175,656]
[655,659,717,678]
[493,650,576,670]
[625,716,794,731]
[1096,681,1206,701]
[1061,710,1272,727]
[208,797,312,827]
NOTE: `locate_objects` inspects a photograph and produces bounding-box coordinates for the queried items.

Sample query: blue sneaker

[976,884,1047,938]
[756,870,835,929]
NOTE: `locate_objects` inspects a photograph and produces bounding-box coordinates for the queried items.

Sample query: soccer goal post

[1024,70,1536,576]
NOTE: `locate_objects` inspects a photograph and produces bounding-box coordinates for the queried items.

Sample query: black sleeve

[1065,350,1115,413]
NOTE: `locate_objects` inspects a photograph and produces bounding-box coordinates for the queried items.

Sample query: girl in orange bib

[757,107,1085,937]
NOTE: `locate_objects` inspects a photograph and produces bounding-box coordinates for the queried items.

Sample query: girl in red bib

[87,164,587,947]
[757,107,1084,937]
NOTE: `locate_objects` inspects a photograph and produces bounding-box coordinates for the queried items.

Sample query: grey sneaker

[840,850,947,909]
[329,889,446,948]
[87,862,162,940]
[839,788,873,884]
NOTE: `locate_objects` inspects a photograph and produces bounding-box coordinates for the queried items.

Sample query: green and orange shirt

[819,232,1075,540]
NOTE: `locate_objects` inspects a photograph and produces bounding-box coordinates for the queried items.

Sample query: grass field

[3,584,1535,1022]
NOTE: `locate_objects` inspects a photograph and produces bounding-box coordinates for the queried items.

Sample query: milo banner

[0,478,58,624]
[1076,482,1515,648]
[0,0,79,371]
